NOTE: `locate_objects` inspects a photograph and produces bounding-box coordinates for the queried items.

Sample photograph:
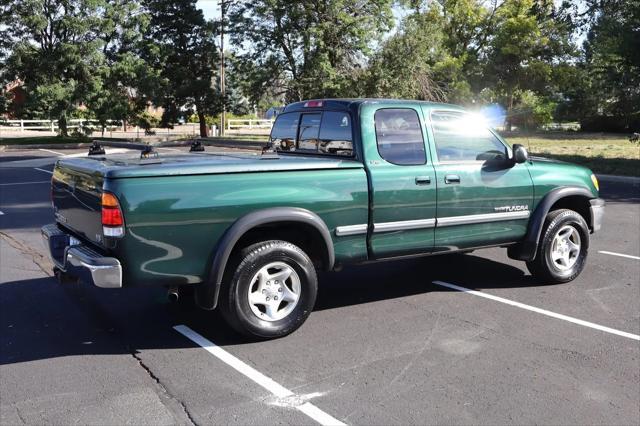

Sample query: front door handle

[444,174,461,184]
[415,176,431,185]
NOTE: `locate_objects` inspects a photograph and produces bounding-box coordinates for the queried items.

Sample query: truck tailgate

[52,160,104,247]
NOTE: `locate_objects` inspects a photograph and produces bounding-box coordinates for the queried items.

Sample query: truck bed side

[107,166,369,287]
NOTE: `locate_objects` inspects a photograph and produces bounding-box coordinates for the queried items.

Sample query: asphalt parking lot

[1,147,638,425]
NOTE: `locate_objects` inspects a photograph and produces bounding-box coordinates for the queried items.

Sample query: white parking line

[173,325,346,426]
[0,210,4,215]
[34,168,53,175]
[598,250,640,261]
[432,281,640,341]
[0,180,50,186]
[39,148,64,156]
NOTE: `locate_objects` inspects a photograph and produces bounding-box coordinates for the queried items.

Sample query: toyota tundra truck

[42,99,605,338]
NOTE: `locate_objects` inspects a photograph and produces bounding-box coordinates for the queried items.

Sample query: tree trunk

[58,113,68,137]
[505,92,514,132]
[197,110,209,137]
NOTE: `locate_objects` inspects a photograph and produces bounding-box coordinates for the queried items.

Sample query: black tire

[526,209,590,283]
[219,240,318,339]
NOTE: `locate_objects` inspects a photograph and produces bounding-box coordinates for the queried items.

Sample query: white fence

[227,119,274,130]
[1,118,275,132]
[0,118,275,138]
[0,119,122,132]
[0,118,204,140]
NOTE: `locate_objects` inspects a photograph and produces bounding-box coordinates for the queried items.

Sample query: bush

[510,91,556,130]
[136,112,160,131]
[69,121,94,139]
[69,108,95,120]
[580,114,640,133]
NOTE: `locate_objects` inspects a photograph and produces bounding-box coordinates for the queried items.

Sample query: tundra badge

[494,205,529,212]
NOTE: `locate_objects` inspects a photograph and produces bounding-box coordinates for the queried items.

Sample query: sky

[196,0,218,21]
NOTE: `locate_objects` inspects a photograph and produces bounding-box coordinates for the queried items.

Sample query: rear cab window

[269,112,300,151]
[269,110,354,157]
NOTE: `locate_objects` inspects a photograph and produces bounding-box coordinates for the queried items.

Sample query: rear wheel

[526,209,589,283]
[219,240,318,339]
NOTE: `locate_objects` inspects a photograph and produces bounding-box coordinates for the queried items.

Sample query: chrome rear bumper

[41,223,122,288]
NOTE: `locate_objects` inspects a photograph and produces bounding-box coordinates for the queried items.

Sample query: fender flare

[195,207,335,310]
[508,186,595,261]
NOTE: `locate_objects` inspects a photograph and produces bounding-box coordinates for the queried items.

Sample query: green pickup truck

[42,99,604,338]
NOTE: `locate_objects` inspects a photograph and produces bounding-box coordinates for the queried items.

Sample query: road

[1,147,638,425]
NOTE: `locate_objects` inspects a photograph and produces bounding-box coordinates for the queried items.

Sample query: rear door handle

[444,174,460,184]
[415,176,431,185]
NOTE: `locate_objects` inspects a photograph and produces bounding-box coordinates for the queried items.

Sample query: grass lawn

[502,132,640,177]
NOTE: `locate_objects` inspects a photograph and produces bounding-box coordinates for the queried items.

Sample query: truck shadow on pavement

[1,253,559,365]
[314,253,535,311]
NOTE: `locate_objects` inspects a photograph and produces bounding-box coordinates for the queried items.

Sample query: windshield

[268,111,354,157]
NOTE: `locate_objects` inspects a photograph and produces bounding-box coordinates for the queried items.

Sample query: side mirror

[512,144,528,164]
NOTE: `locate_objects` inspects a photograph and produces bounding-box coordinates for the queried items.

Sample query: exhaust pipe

[167,287,179,303]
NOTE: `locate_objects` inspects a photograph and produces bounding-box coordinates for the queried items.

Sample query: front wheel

[526,209,590,283]
[219,240,318,339]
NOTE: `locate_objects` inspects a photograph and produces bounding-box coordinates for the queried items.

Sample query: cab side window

[375,108,426,165]
[431,111,508,162]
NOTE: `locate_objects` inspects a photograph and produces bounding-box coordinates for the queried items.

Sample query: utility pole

[219,0,228,137]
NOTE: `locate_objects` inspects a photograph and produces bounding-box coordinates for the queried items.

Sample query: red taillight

[101,207,123,226]
[101,192,124,237]
[303,100,324,107]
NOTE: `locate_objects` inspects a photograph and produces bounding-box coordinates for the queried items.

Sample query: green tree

[3,0,108,135]
[366,0,501,103]
[2,0,154,135]
[88,0,158,135]
[365,0,504,104]
[143,0,222,137]
[229,0,394,103]
[580,0,640,130]
[548,63,591,123]
[0,2,11,64]
[363,11,448,101]
[484,0,573,129]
